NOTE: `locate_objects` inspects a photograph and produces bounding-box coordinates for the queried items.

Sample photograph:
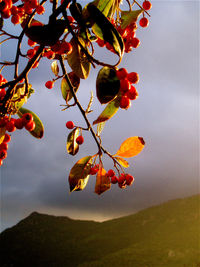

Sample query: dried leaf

[51,61,59,76]
[95,167,111,195]
[66,128,79,156]
[97,121,106,137]
[114,156,129,168]
[61,72,80,101]
[68,156,93,192]
[0,127,6,145]
[115,136,145,158]
[18,107,44,139]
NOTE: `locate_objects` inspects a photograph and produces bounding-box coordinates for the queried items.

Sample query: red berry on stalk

[58,42,73,55]
[142,0,152,10]
[28,39,37,47]
[131,37,140,48]
[0,89,6,99]
[126,174,134,186]
[36,5,45,15]
[0,159,3,167]
[3,133,11,143]
[107,169,115,177]
[120,79,131,92]
[0,149,7,160]
[0,142,8,151]
[66,121,74,129]
[25,120,35,131]
[14,118,24,129]
[127,72,139,84]
[45,80,54,89]
[116,68,128,80]
[111,176,118,184]
[22,113,33,125]
[126,86,138,100]
[120,96,131,110]
[139,17,149,28]
[76,136,84,145]
[6,121,16,132]
[11,14,20,24]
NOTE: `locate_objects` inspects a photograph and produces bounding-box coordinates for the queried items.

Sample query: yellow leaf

[115,136,145,158]
[114,156,129,168]
[95,167,111,195]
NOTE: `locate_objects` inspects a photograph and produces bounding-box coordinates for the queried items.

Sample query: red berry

[96,38,105,47]
[36,5,45,15]
[126,86,138,100]
[66,121,74,129]
[127,72,139,84]
[120,79,131,92]
[27,49,36,58]
[3,133,11,143]
[6,121,16,132]
[22,113,33,125]
[131,37,140,48]
[58,42,72,55]
[25,120,35,131]
[139,17,149,28]
[116,68,128,80]
[76,136,84,145]
[125,174,134,186]
[28,39,37,47]
[0,142,8,150]
[0,159,3,166]
[120,96,131,109]
[0,149,7,160]
[11,14,20,24]
[107,169,115,177]
[14,118,24,129]
[89,167,98,175]
[45,80,54,89]
[0,89,6,99]
[142,1,152,10]
[111,176,118,184]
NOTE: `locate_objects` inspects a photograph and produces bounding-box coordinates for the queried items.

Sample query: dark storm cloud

[1,1,199,231]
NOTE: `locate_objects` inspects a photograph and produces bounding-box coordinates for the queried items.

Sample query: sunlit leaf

[93,96,120,125]
[94,0,117,17]
[0,127,6,145]
[96,67,120,104]
[51,61,59,76]
[95,167,111,195]
[66,128,79,156]
[115,136,145,158]
[87,4,124,57]
[68,156,93,192]
[96,121,106,136]
[61,72,80,101]
[18,107,44,139]
[121,10,143,29]
[114,156,129,168]
[67,37,91,79]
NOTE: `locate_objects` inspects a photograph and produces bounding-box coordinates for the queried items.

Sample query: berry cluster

[89,164,99,175]
[116,68,139,110]
[66,120,84,145]
[0,0,46,25]
[0,113,35,166]
[106,169,134,189]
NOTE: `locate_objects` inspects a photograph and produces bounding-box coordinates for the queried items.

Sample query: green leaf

[66,128,79,156]
[93,96,120,125]
[96,66,120,104]
[51,61,59,76]
[68,156,93,192]
[114,156,129,168]
[87,3,124,57]
[67,37,91,79]
[0,127,6,145]
[121,10,143,29]
[17,107,44,139]
[95,0,117,17]
[61,72,80,101]
[96,121,105,137]
[95,167,111,195]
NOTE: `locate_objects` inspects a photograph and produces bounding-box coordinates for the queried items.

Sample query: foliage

[0,0,152,193]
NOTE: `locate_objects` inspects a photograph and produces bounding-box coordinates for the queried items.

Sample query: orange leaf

[114,156,129,168]
[95,167,111,195]
[115,136,145,158]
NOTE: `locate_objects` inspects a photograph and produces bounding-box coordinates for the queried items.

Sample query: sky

[0,0,199,231]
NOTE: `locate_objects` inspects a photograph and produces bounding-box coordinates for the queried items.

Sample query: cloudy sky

[0,0,199,231]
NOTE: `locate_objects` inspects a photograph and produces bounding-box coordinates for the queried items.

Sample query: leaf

[115,136,145,158]
[67,37,91,79]
[66,128,79,156]
[96,66,120,104]
[93,96,120,125]
[114,156,129,168]
[68,156,93,192]
[85,91,93,113]
[0,127,6,145]
[17,107,44,139]
[61,72,80,101]
[95,167,111,195]
[51,61,59,76]
[121,10,143,29]
[94,0,117,17]
[96,121,106,136]
[87,4,124,57]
